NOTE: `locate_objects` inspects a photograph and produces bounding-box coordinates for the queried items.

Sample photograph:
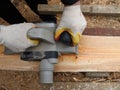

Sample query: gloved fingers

[0,23,40,52]
[55,28,81,46]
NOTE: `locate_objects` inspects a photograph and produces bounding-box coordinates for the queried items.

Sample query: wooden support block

[38,4,64,14]
[38,4,120,16]
[91,5,120,16]
[1,28,120,72]
[38,4,91,14]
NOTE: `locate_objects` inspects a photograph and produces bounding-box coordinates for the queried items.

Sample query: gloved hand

[0,23,39,53]
[55,5,87,46]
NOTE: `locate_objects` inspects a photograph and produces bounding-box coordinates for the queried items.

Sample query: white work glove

[55,5,87,46]
[0,23,39,53]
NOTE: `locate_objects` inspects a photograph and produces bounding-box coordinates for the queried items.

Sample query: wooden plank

[38,4,120,16]
[56,35,120,72]
[1,35,120,72]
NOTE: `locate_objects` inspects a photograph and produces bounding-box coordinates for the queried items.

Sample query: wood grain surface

[0,28,120,72]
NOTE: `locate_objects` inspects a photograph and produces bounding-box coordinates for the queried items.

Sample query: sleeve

[60,0,79,5]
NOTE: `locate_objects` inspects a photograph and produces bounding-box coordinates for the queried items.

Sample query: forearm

[61,0,80,5]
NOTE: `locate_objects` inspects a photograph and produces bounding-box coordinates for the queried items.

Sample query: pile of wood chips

[54,72,120,82]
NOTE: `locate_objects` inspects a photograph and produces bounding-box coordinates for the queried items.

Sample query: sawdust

[54,72,120,82]
[81,0,120,5]
[0,71,120,90]
[85,15,120,29]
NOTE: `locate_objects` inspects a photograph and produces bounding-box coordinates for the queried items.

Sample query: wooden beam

[38,4,120,16]
[1,34,120,72]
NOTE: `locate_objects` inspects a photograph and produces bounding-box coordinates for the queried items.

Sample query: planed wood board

[1,35,120,72]
[38,4,120,16]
